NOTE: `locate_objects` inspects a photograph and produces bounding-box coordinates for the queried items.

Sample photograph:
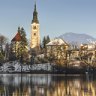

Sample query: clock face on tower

[33,26,36,30]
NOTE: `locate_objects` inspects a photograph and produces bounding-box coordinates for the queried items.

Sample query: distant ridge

[59,32,96,45]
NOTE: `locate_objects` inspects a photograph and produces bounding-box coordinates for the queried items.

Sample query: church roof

[46,38,69,46]
[11,32,22,42]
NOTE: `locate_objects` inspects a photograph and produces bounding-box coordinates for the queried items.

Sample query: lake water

[0,74,95,96]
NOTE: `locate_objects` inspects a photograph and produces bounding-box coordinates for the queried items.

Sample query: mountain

[59,32,96,45]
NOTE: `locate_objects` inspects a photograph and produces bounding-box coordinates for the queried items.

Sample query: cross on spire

[34,0,36,11]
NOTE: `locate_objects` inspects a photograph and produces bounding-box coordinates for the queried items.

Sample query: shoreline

[0,69,96,74]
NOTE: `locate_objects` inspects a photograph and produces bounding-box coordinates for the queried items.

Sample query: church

[10,1,40,60]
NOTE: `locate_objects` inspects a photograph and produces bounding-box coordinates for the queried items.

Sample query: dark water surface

[0,74,96,96]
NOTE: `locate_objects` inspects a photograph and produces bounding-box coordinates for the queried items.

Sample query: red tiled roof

[11,32,22,42]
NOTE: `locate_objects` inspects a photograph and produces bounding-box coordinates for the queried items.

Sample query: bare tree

[0,35,8,52]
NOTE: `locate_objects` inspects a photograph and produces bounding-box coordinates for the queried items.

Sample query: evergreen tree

[20,27,28,45]
[46,35,50,43]
[42,35,50,49]
[20,27,28,62]
[18,26,21,32]
[19,27,28,52]
[42,36,46,49]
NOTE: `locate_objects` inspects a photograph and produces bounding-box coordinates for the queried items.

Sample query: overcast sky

[0,0,96,41]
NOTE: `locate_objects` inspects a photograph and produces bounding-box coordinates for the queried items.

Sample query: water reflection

[0,74,96,96]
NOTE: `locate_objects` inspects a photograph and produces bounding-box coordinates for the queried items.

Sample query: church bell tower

[30,1,40,53]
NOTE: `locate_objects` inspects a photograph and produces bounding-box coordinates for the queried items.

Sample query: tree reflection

[0,74,96,96]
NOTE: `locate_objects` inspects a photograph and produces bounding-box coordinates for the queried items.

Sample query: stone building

[11,31,22,59]
[46,38,69,65]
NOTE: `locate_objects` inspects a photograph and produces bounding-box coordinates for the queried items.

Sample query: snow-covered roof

[80,43,96,50]
[46,38,68,46]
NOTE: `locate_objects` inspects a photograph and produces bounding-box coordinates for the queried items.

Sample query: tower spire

[32,0,39,24]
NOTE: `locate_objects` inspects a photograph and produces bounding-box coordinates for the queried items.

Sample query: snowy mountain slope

[59,32,96,45]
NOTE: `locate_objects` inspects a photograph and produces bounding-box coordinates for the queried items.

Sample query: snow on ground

[0,61,52,72]
[32,63,52,71]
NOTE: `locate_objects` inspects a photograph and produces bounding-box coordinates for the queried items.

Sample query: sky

[0,0,96,42]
